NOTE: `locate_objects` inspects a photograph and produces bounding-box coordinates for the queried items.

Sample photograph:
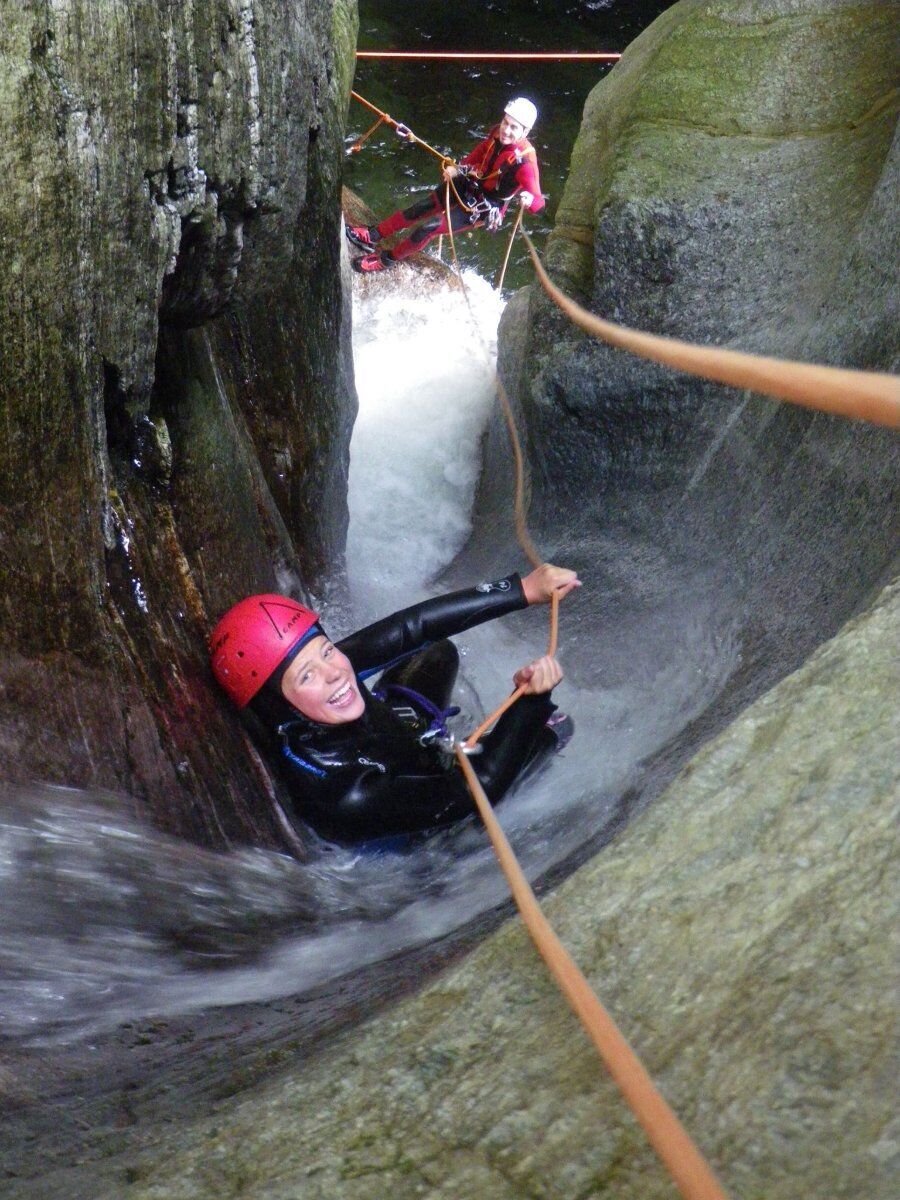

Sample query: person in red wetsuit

[347,97,545,273]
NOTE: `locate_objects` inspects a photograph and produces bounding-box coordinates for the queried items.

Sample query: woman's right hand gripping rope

[521,563,582,606]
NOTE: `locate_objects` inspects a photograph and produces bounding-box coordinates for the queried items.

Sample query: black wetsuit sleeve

[297,693,554,843]
[472,693,555,800]
[337,575,528,678]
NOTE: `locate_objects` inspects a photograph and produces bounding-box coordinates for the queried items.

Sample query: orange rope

[429,151,729,1200]
[453,747,730,1200]
[521,231,900,430]
[497,373,542,568]
[443,180,464,277]
[438,195,550,743]
[439,183,540,581]
[495,204,525,292]
[348,112,386,154]
[350,91,455,169]
[356,51,621,61]
[447,171,477,214]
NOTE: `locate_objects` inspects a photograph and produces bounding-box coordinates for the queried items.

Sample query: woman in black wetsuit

[209,565,580,844]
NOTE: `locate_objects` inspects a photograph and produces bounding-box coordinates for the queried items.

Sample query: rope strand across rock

[346,87,898,1200]
[520,230,900,430]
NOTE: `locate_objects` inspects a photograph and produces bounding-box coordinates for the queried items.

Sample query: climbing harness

[468,194,498,223]
[462,134,538,197]
[372,681,460,745]
[372,681,483,758]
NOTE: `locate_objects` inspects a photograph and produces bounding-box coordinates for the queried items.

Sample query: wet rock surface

[1,1,898,1195]
[482,0,898,714]
[64,580,896,1200]
[0,0,358,848]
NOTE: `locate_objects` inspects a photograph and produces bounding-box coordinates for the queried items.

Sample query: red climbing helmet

[209,594,320,708]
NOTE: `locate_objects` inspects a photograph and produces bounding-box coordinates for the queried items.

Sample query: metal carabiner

[419,729,484,757]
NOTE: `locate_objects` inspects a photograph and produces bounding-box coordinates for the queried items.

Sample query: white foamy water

[0,267,742,1044]
[347,269,504,618]
[344,263,740,862]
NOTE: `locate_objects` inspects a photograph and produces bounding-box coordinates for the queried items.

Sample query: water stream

[0,257,740,1046]
[5,7,896,1196]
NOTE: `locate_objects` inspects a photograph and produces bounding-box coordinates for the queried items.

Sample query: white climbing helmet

[504,97,537,133]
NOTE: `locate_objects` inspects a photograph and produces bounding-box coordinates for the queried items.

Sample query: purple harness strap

[373,682,460,738]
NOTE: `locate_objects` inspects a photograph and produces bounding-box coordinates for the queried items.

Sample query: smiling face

[498,112,527,145]
[280,635,366,724]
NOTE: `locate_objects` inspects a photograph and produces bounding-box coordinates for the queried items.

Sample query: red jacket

[460,127,545,213]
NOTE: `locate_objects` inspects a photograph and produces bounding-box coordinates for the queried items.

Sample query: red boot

[346,225,379,250]
[351,252,397,274]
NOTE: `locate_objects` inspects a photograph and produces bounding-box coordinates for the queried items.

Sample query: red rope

[356,51,621,61]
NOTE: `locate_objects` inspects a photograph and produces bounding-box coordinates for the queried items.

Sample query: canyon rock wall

[0,0,358,847]
[485,0,898,715]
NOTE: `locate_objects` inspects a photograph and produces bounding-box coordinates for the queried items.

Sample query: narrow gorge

[0,2,896,1198]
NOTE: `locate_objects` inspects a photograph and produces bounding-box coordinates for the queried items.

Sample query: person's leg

[352,191,484,270]
[376,194,441,240]
[379,189,446,260]
[387,198,484,261]
[377,640,460,710]
[347,194,439,250]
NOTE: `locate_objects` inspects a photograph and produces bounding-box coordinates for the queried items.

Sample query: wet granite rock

[113,580,899,1200]
[0,1,358,847]
[483,0,899,713]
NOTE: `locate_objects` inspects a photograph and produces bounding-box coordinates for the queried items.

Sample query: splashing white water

[344,263,740,862]
[0,268,743,1045]
[347,269,503,617]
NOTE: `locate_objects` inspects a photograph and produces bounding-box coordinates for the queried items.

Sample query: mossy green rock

[548,0,898,310]
[496,0,898,514]
[0,1,358,846]
[483,0,898,756]
[109,584,898,1199]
